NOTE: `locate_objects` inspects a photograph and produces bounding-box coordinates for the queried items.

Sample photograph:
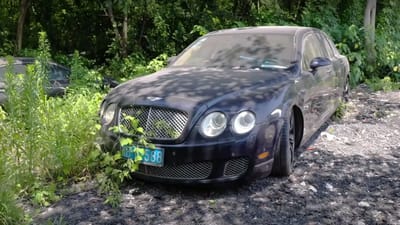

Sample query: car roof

[0,57,69,70]
[206,26,315,36]
[0,57,37,67]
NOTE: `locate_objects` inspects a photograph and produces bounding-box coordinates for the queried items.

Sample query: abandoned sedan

[99,26,350,184]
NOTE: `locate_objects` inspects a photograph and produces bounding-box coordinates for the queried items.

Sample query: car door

[315,32,339,114]
[320,32,349,100]
[300,32,333,134]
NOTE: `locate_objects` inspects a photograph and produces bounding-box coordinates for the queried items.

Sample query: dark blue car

[99,26,350,184]
[0,57,119,106]
[0,57,71,105]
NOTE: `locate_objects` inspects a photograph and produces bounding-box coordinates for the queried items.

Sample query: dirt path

[32,86,400,225]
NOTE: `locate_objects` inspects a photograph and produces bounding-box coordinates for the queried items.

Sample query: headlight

[102,103,117,125]
[199,112,227,137]
[232,111,256,134]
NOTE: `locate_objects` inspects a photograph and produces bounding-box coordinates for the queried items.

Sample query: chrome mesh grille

[119,106,188,140]
[136,162,212,180]
[223,158,249,177]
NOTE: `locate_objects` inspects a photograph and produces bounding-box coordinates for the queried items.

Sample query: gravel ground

[32,86,400,225]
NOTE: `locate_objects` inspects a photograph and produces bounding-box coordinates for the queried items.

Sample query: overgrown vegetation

[95,116,154,206]
[0,32,163,224]
[0,35,101,223]
[0,0,399,88]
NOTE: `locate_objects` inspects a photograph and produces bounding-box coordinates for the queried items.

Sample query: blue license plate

[122,146,164,167]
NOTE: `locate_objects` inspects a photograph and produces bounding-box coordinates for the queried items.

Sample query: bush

[0,33,104,223]
[103,53,169,83]
[366,76,400,92]
[0,134,23,225]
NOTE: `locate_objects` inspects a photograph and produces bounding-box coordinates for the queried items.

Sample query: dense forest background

[1,0,399,87]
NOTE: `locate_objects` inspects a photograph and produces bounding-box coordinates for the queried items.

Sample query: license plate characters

[122,146,164,167]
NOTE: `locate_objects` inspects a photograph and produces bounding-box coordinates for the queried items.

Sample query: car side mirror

[167,56,177,65]
[310,57,331,70]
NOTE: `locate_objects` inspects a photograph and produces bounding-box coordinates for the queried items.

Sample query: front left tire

[271,110,296,176]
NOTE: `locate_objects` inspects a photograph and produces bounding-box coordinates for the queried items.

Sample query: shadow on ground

[35,145,400,225]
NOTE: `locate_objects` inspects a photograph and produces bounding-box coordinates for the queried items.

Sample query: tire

[271,111,296,176]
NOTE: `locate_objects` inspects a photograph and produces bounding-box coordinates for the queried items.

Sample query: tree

[16,0,32,53]
[101,0,132,58]
[364,0,377,69]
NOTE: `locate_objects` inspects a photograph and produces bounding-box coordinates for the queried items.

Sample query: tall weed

[0,120,23,224]
[0,32,103,220]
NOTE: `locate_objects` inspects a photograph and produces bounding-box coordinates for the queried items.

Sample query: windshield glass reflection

[172,33,294,69]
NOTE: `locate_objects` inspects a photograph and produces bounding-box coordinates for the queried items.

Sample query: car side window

[302,34,324,71]
[326,36,340,56]
[318,33,336,58]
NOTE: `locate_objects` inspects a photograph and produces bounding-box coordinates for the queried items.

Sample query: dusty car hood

[106,67,291,112]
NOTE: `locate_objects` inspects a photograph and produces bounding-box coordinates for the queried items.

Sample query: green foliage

[375,1,400,82]
[0,150,24,225]
[333,100,347,120]
[0,0,397,88]
[191,25,209,36]
[335,25,366,86]
[32,183,60,207]
[69,51,103,91]
[0,33,103,223]
[366,76,400,92]
[94,116,153,207]
[104,53,147,80]
[104,52,168,82]
[145,53,169,73]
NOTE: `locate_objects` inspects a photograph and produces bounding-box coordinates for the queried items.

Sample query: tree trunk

[16,0,31,53]
[121,6,128,58]
[104,1,129,58]
[364,0,377,70]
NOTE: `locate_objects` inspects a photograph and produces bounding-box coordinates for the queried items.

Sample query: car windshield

[171,33,294,69]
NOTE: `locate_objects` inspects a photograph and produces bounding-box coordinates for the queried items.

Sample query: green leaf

[137,127,144,134]
[119,137,133,146]
[135,147,145,155]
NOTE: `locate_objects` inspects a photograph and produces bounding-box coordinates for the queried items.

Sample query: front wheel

[271,111,296,176]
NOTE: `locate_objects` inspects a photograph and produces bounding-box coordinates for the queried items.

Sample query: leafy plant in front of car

[333,100,347,120]
[153,119,180,139]
[94,115,153,207]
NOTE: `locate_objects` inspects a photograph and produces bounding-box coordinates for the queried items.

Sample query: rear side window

[318,32,337,58]
[325,35,340,56]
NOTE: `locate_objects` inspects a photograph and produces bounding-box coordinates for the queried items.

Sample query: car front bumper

[100,124,276,184]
